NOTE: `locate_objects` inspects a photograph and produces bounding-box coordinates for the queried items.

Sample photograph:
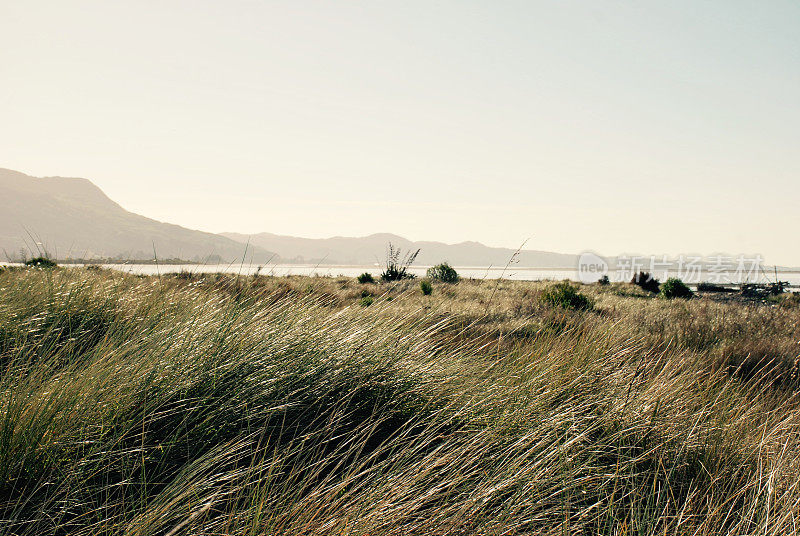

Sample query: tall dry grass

[0,267,799,535]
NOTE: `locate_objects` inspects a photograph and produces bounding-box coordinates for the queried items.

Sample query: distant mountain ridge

[0,167,581,268]
[0,168,275,262]
[221,231,580,268]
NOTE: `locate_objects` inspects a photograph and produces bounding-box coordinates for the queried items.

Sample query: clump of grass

[175,268,197,280]
[540,281,594,310]
[360,295,374,306]
[426,262,459,283]
[660,277,694,299]
[608,282,653,298]
[380,243,419,281]
[776,292,800,308]
[24,256,57,268]
[420,280,433,295]
[357,272,375,284]
[631,271,660,293]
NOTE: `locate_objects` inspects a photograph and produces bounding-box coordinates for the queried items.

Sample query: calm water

[71,263,581,281]
[11,263,797,286]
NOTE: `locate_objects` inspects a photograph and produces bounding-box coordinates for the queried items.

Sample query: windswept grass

[1,268,799,535]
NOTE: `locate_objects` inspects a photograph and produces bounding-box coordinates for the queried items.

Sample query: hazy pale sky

[2,1,799,263]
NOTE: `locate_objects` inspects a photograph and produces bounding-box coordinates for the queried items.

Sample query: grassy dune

[1,267,800,535]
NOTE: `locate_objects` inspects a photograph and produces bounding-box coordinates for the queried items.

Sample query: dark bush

[660,278,694,299]
[380,244,419,282]
[540,282,594,310]
[357,272,375,284]
[697,282,736,293]
[631,271,660,293]
[767,281,790,295]
[741,282,790,298]
[597,275,610,286]
[426,262,459,283]
[25,257,57,269]
[420,280,432,296]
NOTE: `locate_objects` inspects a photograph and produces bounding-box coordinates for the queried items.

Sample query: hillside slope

[0,168,275,262]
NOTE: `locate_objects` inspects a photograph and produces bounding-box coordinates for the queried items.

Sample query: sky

[2,1,799,264]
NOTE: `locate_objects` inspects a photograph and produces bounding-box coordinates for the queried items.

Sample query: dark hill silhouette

[0,168,275,262]
[1,167,580,267]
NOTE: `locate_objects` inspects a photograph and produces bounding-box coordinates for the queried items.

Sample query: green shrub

[426,262,459,283]
[25,257,57,269]
[660,278,694,299]
[420,280,433,296]
[360,296,374,307]
[597,275,610,285]
[540,282,594,310]
[357,272,375,284]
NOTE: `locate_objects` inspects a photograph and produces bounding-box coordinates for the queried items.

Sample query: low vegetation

[539,281,594,310]
[356,272,375,284]
[380,243,419,281]
[23,256,57,269]
[697,281,736,292]
[419,279,432,295]
[1,268,799,535]
[426,262,459,283]
[631,270,660,293]
[659,277,694,299]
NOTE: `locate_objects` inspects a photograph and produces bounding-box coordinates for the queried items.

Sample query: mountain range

[221,231,577,268]
[0,167,579,267]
